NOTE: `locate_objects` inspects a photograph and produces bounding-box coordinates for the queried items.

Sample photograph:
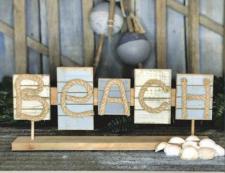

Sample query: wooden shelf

[12,136,172,151]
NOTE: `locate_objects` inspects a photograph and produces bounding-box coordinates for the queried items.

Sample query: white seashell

[164,144,181,157]
[198,147,216,160]
[182,141,199,149]
[185,135,200,142]
[213,144,225,157]
[155,142,167,152]
[199,138,216,148]
[181,146,198,160]
[168,137,185,145]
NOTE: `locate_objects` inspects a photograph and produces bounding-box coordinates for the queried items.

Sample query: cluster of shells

[155,136,225,160]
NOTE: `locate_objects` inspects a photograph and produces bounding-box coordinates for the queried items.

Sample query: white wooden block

[134,69,172,124]
[13,75,50,121]
[175,74,214,120]
[57,67,94,130]
[98,78,131,115]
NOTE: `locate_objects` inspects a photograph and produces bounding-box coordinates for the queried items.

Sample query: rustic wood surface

[13,0,27,73]
[156,0,167,68]
[0,127,224,171]
[47,0,60,80]
[12,136,171,151]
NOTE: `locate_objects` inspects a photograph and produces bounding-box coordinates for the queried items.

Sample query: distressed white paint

[134,69,172,124]
[13,75,50,120]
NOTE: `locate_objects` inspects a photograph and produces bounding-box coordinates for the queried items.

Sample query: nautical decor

[12,68,216,149]
[117,32,151,65]
[90,2,123,36]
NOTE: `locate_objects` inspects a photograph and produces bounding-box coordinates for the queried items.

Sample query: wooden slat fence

[0,0,224,81]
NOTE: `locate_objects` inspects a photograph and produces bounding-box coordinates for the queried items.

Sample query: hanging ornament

[90,2,123,36]
[116,6,151,66]
[90,2,124,70]
[117,32,150,65]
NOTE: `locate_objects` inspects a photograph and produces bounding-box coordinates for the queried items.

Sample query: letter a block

[98,79,130,116]
[13,74,50,121]
[134,69,172,124]
[57,67,94,130]
[176,74,213,120]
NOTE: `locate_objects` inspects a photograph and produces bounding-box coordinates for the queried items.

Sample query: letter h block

[176,74,214,120]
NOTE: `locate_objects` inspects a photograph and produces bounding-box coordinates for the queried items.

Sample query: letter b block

[13,74,50,121]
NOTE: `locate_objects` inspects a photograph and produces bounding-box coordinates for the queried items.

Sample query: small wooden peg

[31,121,35,141]
[191,120,195,135]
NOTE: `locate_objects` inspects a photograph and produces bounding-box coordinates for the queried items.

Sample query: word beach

[13,67,213,130]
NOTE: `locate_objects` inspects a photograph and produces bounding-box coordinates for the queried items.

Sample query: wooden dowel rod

[120,0,126,17]
[108,0,115,38]
[94,34,105,70]
[191,120,195,135]
[127,16,134,32]
[31,121,35,141]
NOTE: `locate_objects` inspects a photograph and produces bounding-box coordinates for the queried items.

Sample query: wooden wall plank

[156,0,167,68]
[187,0,200,73]
[167,0,224,36]
[27,0,41,74]
[167,0,186,77]
[40,0,49,74]
[134,69,172,124]
[13,0,27,73]
[136,0,156,68]
[47,0,60,80]
[224,0,225,131]
[199,0,224,77]
[59,0,83,66]
[0,0,14,81]
[57,67,94,130]
[82,0,94,66]
[224,1,225,79]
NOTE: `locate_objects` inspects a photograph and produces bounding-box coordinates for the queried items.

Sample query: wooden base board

[12,136,173,151]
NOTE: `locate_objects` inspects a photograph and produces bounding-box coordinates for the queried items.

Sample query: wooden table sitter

[12,68,214,151]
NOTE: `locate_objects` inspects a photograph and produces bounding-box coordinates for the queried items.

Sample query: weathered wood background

[0,0,224,81]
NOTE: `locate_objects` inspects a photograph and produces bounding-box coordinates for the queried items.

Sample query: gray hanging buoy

[117,32,151,65]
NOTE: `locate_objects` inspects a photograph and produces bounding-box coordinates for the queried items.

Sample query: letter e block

[57,67,94,130]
